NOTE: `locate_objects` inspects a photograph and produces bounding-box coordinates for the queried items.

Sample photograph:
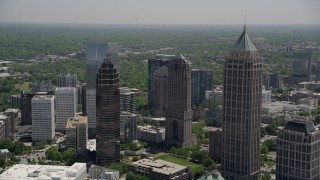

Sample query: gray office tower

[292,51,312,82]
[165,54,193,148]
[276,118,320,180]
[221,25,262,180]
[191,68,213,106]
[57,74,77,87]
[316,60,320,82]
[147,54,174,107]
[86,42,118,138]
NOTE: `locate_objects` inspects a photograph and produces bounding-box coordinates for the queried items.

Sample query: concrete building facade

[221,25,262,179]
[55,87,77,131]
[96,56,120,166]
[66,114,88,150]
[31,95,55,143]
[165,54,193,148]
[120,111,137,144]
[209,127,222,162]
[89,165,119,180]
[276,118,320,180]
[119,87,136,113]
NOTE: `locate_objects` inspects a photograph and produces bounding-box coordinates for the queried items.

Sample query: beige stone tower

[165,54,193,148]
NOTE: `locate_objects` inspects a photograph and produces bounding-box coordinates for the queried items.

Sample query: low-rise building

[89,165,119,180]
[128,158,192,180]
[0,163,86,180]
[0,149,9,161]
[65,114,88,150]
[137,126,165,144]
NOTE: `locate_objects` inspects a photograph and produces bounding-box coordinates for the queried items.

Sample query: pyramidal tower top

[232,24,257,52]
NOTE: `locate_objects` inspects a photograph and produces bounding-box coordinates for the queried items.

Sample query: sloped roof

[284,120,315,134]
[232,25,257,52]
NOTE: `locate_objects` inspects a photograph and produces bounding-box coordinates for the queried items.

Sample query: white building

[31,95,55,142]
[55,87,77,131]
[89,165,119,180]
[137,125,165,144]
[0,163,86,180]
[262,86,272,105]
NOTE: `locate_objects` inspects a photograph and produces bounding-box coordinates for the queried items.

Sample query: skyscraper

[276,118,320,180]
[119,87,136,113]
[31,95,55,143]
[292,51,312,82]
[221,25,262,179]
[147,54,173,107]
[57,74,77,87]
[316,60,320,82]
[96,55,120,166]
[86,42,118,138]
[153,66,168,117]
[120,111,137,143]
[191,68,213,106]
[165,54,193,148]
[55,87,77,132]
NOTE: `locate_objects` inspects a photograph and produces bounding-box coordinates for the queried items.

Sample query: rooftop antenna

[243,14,247,33]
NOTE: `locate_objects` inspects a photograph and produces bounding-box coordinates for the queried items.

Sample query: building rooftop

[87,139,96,151]
[4,108,19,114]
[66,114,87,129]
[232,25,257,52]
[284,118,315,135]
[0,163,85,180]
[137,126,165,134]
[32,95,54,100]
[0,115,7,120]
[131,158,187,175]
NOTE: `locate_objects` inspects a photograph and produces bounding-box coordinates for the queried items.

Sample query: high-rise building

[165,54,193,148]
[292,51,312,82]
[0,115,10,138]
[31,95,55,143]
[65,114,88,150]
[206,89,223,126]
[262,86,272,105]
[191,68,213,106]
[20,91,54,125]
[0,120,5,140]
[119,87,136,113]
[57,74,77,87]
[120,111,137,143]
[153,66,168,117]
[316,60,320,82]
[221,25,262,179]
[209,127,222,162]
[31,80,53,92]
[4,109,19,137]
[55,87,77,132]
[270,73,282,89]
[147,54,173,107]
[86,42,118,138]
[96,55,120,166]
[276,118,320,180]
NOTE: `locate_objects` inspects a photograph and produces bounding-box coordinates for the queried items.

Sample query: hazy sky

[1,0,319,25]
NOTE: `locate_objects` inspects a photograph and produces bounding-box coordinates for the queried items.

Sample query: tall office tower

[20,91,54,125]
[31,95,55,143]
[120,112,137,143]
[57,74,77,87]
[153,66,168,117]
[270,73,282,89]
[119,87,136,113]
[96,55,120,166]
[316,60,320,82]
[207,89,223,126]
[191,68,213,106]
[165,54,193,148]
[55,87,77,131]
[86,42,118,138]
[276,118,320,180]
[66,114,88,150]
[292,51,312,82]
[262,73,270,90]
[147,54,174,107]
[81,84,87,115]
[221,25,262,179]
